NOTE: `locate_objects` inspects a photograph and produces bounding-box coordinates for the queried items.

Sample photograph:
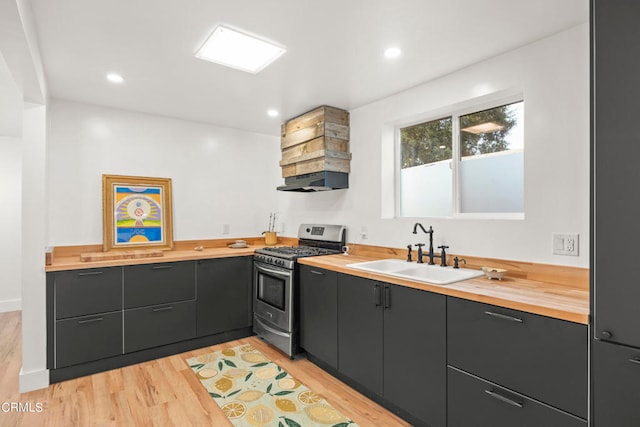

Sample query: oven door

[253,261,293,332]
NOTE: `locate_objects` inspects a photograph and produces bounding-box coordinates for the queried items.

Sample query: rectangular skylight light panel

[196,25,286,74]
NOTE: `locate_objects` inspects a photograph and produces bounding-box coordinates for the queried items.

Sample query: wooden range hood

[277,106,351,192]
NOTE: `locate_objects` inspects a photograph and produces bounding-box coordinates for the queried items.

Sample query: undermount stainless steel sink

[346,259,483,285]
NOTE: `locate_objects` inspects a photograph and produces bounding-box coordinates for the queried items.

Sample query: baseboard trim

[0,298,21,313]
[19,367,49,393]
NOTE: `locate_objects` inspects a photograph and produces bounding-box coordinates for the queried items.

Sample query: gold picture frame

[102,174,174,251]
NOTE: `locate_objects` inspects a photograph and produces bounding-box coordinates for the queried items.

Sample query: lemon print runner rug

[186,344,358,427]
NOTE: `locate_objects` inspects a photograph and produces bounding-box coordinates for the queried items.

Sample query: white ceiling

[29,0,588,136]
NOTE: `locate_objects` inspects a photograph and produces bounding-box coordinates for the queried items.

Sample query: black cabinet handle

[629,358,640,366]
[77,271,104,277]
[484,311,523,323]
[310,270,325,276]
[485,389,524,408]
[151,265,173,270]
[152,306,174,312]
[384,287,391,309]
[600,330,613,339]
[374,285,381,307]
[77,317,103,324]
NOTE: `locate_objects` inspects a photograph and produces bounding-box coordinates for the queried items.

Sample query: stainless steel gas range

[253,224,346,356]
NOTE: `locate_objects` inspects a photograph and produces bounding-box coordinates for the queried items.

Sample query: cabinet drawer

[593,340,640,426]
[448,367,586,427]
[56,311,123,368]
[124,300,196,353]
[124,261,195,309]
[55,267,122,319]
[447,297,587,418]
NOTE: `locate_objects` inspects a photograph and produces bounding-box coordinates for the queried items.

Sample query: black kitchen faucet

[412,223,435,265]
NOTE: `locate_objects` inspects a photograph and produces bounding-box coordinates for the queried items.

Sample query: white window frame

[394,93,524,220]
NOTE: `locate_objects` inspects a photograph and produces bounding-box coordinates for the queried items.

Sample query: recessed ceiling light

[267,109,279,118]
[196,24,286,74]
[384,47,402,59]
[106,73,124,83]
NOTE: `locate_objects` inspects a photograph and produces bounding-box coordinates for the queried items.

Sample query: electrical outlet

[222,224,230,235]
[360,226,368,239]
[552,233,579,256]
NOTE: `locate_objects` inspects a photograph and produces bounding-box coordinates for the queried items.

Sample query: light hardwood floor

[0,311,409,426]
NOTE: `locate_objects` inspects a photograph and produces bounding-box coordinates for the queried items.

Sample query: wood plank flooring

[0,311,409,426]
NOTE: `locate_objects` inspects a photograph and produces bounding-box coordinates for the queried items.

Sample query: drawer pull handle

[629,358,640,366]
[484,311,523,323]
[77,317,103,324]
[485,389,524,408]
[77,271,104,277]
[151,265,173,270]
[384,287,391,309]
[310,270,325,276]
[374,285,382,307]
[152,306,174,312]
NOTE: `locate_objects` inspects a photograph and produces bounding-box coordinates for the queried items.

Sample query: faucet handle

[437,245,449,267]
[415,243,425,263]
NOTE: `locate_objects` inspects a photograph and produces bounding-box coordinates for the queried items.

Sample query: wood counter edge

[298,255,589,325]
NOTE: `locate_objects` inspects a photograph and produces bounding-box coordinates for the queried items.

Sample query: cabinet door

[196,257,252,337]
[124,261,196,309]
[300,265,338,369]
[593,340,640,426]
[448,367,586,427]
[593,1,640,348]
[55,267,122,319]
[338,274,383,395]
[56,312,123,368]
[384,284,446,427]
[448,297,587,419]
[124,300,196,353]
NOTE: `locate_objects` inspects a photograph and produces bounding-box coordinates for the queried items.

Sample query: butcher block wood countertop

[298,254,589,325]
[46,239,589,325]
[44,237,298,272]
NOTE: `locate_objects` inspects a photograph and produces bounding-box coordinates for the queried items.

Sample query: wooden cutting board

[80,250,165,262]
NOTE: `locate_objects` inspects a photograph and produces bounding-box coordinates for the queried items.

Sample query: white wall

[47,99,281,246]
[0,136,22,312]
[20,104,49,392]
[277,24,589,267]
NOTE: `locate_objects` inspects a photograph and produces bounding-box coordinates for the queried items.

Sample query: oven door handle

[255,264,291,279]
[255,316,290,338]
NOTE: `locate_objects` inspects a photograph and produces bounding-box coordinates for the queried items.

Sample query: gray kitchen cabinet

[592,340,640,426]
[383,282,446,427]
[447,297,588,421]
[448,367,586,427]
[337,273,446,426]
[592,2,640,424]
[55,312,123,368]
[592,0,640,349]
[123,261,195,309]
[54,267,122,319]
[299,265,338,369]
[48,256,254,382]
[124,300,196,353]
[51,266,124,368]
[196,256,252,337]
[338,274,384,395]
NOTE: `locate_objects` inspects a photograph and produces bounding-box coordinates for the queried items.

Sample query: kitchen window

[397,99,524,218]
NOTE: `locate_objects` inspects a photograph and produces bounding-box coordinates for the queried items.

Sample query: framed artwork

[102,174,174,251]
